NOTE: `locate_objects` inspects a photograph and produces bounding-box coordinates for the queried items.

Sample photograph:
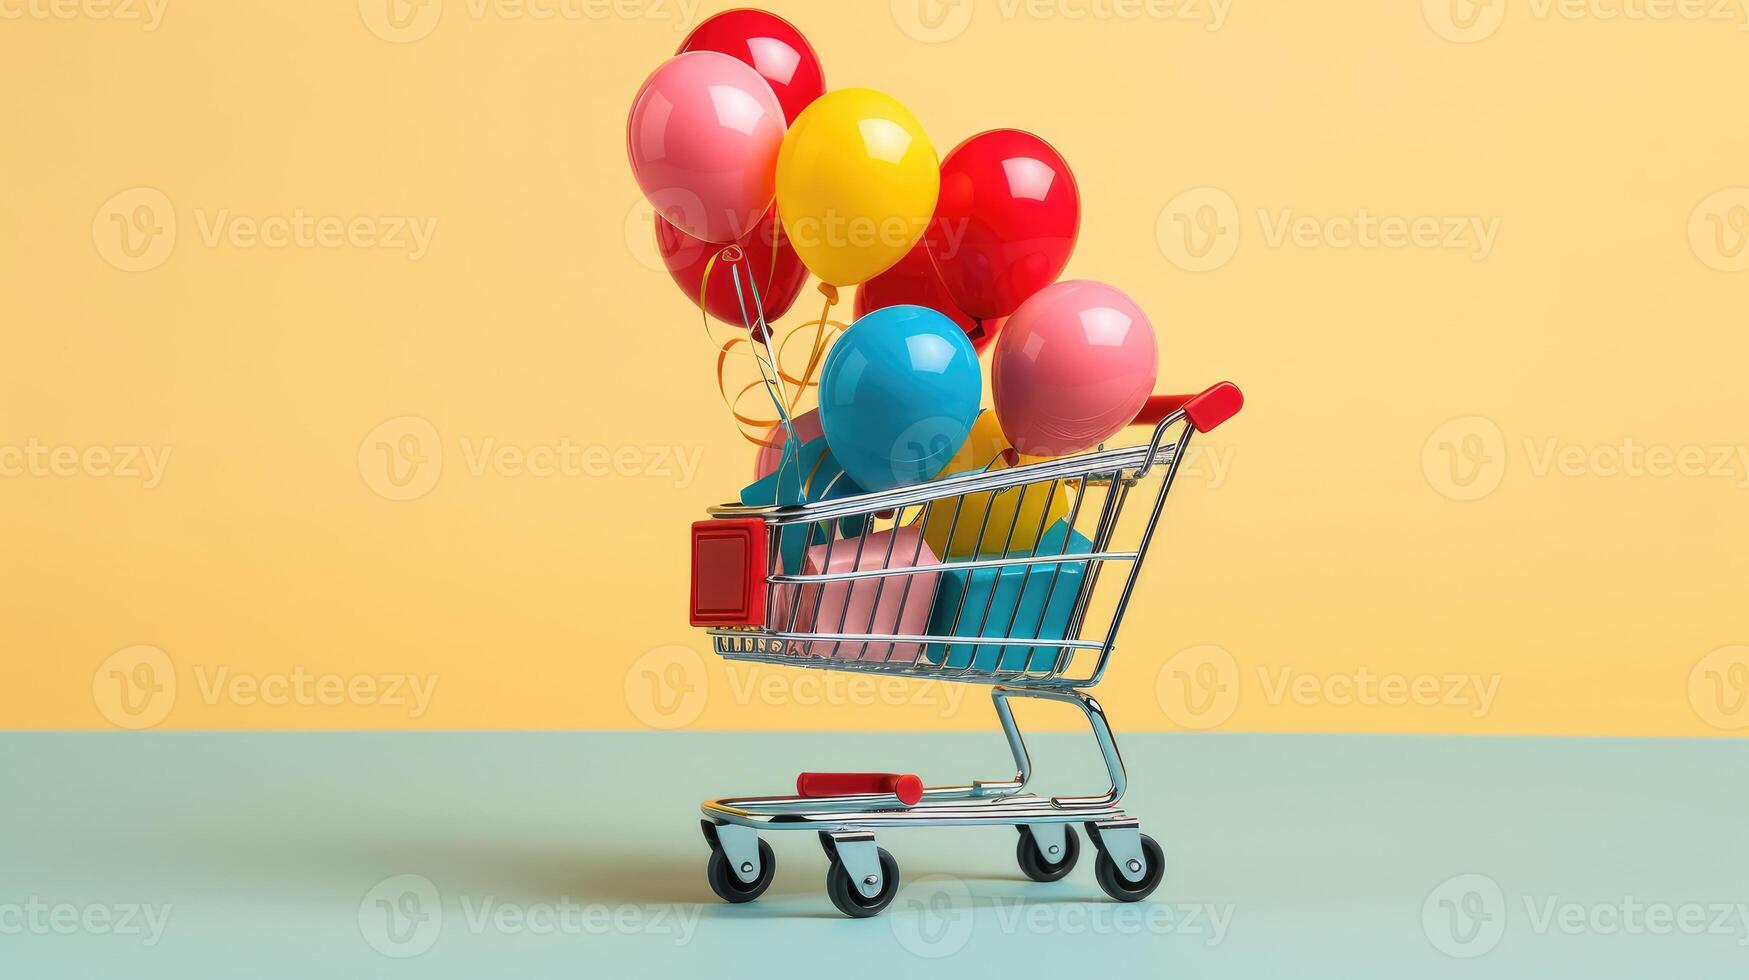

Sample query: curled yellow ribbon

[697,248,847,447]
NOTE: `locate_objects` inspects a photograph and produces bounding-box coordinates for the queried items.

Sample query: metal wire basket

[687,382,1243,916]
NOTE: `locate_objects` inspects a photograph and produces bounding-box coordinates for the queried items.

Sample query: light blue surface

[2,732,1745,977]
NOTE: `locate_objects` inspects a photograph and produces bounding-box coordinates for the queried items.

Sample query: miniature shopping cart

[688,382,1242,917]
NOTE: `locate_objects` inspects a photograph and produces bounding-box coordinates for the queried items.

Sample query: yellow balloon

[922,413,1073,559]
[776,88,939,287]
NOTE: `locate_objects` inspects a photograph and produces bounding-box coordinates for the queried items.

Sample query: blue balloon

[818,304,982,492]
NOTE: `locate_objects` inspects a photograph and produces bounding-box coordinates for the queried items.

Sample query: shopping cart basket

[688,381,1243,916]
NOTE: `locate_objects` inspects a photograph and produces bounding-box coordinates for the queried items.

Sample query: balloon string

[777,283,843,410]
[697,248,847,446]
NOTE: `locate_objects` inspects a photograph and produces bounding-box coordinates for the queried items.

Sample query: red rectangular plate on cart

[689,518,767,627]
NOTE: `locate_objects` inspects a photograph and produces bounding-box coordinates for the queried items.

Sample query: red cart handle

[1131,381,1243,433]
[797,772,923,806]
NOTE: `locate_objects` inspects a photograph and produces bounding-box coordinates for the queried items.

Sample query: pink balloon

[990,280,1158,458]
[753,409,823,480]
[626,51,786,244]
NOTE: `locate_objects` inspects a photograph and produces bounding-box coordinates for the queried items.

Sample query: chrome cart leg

[992,686,1129,808]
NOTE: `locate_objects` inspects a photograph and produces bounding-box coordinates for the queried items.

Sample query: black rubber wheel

[706,838,776,904]
[1016,825,1080,882]
[1092,833,1165,902]
[825,847,899,918]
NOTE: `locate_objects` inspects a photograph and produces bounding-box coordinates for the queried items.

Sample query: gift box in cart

[688,382,1243,917]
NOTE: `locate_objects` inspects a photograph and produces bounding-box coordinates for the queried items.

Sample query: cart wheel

[1092,833,1164,902]
[825,847,899,918]
[706,838,776,904]
[1016,825,1080,882]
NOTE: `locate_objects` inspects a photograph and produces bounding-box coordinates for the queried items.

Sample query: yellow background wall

[3,0,1745,735]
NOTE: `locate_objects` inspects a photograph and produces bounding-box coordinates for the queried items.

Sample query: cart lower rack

[687,382,1242,916]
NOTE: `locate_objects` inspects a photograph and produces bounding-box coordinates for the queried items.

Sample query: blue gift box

[740,435,866,573]
[924,520,1094,673]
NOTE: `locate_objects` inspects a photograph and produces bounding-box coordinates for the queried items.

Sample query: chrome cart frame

[691,382,1242,916]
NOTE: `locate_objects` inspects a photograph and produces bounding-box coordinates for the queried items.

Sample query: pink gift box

[771,525,941,663]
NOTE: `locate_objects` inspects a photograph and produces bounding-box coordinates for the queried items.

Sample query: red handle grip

[796,772,923,806]
[1131,381,1243,433]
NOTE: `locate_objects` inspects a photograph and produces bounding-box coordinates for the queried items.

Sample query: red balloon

[657,205,808,329]
[926,129,1080,321]
[854,243,1000,353]
[678,9,825,126]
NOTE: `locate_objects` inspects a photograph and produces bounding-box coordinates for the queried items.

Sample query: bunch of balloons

[627,9,1160,496]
